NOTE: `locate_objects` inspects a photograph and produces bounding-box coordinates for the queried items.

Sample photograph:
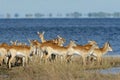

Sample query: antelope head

[107,42,113,51]
[69,40,77,47]
[57,35,66,46]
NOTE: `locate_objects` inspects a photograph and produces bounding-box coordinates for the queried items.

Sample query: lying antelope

[91,42,113,64]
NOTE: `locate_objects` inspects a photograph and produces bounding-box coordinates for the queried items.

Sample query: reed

[0,56,120,80]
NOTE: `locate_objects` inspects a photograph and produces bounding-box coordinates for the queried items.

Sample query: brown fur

[92,42,113,64]
[40,41,76,62]
[7,45,35,69]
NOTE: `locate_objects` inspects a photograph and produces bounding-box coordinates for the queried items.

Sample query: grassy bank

[1,56,120,80]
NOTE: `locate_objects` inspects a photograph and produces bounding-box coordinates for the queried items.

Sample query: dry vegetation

[1,56,120,80]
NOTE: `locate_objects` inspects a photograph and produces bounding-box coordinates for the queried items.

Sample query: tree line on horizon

[1,12,120,18]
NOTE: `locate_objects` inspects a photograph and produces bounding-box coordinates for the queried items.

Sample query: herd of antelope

[0,31,113,69]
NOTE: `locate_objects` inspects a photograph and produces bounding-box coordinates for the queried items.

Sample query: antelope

[10,40,18,46]
[28,39,60,62]
[40,40,76,63]
[66,40,98,63]
[37,31,46,43]
[10,40,27,46]
[28,39,42,56]
[0,48,8,66]
[0,43,10,66]
[37,31,66,61]
[37,31,66,46]
[83,40,97,49]
[7,44,35,69]
[66,40,99,65]
[91,42,113,64]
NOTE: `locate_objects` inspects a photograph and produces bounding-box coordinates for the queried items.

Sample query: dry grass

[1,56,120,80]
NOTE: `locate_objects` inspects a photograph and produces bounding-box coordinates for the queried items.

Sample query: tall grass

[0,56,120,80]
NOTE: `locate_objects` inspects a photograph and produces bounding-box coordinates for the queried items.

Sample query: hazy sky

[0,0,120,15]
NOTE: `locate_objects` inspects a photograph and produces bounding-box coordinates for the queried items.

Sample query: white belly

[16,52,26,57]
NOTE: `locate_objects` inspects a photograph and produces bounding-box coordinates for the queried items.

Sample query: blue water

[100,67,120,74]
[0,18,120,55]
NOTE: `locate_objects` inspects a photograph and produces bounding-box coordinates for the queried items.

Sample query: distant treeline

[1,12,120,18]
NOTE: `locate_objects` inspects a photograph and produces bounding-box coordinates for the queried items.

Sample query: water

[100,67,120,74]
[0,18,120,55]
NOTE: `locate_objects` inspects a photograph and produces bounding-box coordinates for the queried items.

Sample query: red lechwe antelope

[37,31,66,61]
[39,40,76,62]
[7,44,36,69]
[37,31,66,46]
[66,40,98,63]
[0,43,10,66]
[37,31,46,43]
[90,42,113,64]
[66,40,99,65]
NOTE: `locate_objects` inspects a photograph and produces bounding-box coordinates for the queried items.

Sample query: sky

[0,0,120,17]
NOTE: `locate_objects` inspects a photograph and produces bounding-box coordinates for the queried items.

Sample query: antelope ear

[106,41,109,44]
[57,35,62,39]
[107,41,110,45]
[34,39,38,42]
[88,40,92,43]
[70,40,74,43]
[57,35,59,37]
[57,35,60,38]
[27,39,31,43]
[10,41,13,44]
[37,32,40,34]
[15,40,18,43]
[42,31,45,35]
[72,40,76,43]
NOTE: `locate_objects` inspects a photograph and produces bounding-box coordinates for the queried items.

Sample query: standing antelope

[91,42,113,64]
[0,43,10,66]
[37,31,65,46]
[37,31,66,61]
[67,40,98,61]
[71,44,98,65]
[7,45,35,69]
[37,31,46,43]
[40,40,76,63]
[66,40,98,63]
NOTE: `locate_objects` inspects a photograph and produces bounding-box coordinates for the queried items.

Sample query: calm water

[100,67,120,74]
[0,18,120,55]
